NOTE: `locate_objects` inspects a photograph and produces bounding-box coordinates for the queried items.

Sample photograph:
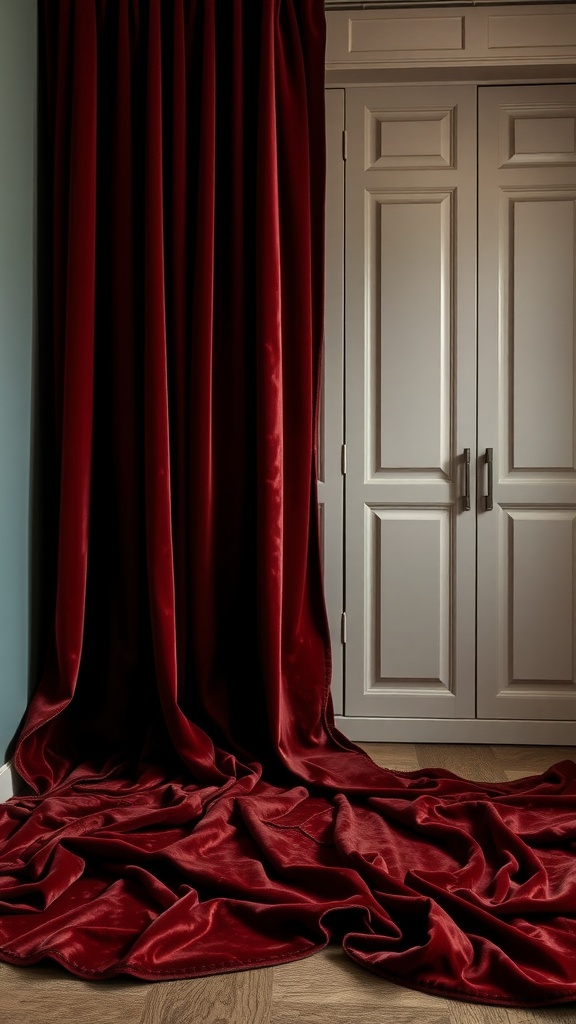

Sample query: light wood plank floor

[1,744,575,1024]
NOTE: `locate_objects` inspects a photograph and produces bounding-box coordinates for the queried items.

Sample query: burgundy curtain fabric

[0,0,576,1007]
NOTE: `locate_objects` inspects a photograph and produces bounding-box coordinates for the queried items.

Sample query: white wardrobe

[320,4,576,743]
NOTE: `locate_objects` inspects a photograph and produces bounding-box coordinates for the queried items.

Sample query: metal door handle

[463,448,471,510]
[485,448,493,511]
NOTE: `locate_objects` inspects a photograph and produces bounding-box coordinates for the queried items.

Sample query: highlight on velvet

[0,0,576,1007]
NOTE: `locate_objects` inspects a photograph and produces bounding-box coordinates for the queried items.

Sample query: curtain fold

[1,0,576,1006]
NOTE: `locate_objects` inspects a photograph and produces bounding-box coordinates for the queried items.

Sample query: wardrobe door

[344,86,477,720]
[477,85,576,723]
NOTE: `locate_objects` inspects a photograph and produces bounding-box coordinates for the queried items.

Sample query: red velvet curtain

[1,0,576,1006]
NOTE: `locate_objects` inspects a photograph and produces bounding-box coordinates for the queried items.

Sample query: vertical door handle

[485,448,494,511]
[463,448,471,510]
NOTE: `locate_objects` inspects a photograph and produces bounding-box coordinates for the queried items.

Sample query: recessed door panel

[367,108,454,170]
[513,196,575,470]
[511,511,575,683]
[372,507,452,687]
[374,193,452,477]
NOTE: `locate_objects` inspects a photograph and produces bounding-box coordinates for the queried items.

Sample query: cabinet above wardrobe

[325,4,576,74]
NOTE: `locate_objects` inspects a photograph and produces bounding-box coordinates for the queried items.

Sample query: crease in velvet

[1,0,576,1007]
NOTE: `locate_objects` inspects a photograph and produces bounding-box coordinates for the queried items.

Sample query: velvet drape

[1,0,576,1006]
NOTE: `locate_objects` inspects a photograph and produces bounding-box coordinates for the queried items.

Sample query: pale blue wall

[0,0,36,760]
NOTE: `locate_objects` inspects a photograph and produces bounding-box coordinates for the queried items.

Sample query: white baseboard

[0,761,14,802]
[335,716,576,746]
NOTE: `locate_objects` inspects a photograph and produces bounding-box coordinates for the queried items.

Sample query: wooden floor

[2,743,576,1024]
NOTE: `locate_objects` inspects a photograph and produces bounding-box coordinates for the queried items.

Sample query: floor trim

[0,761,14,802]
[334,716,576,745]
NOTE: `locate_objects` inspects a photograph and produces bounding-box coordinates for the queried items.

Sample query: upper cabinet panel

[326,5,576,69]
[487,11,576,51]
[349,15,464,55]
